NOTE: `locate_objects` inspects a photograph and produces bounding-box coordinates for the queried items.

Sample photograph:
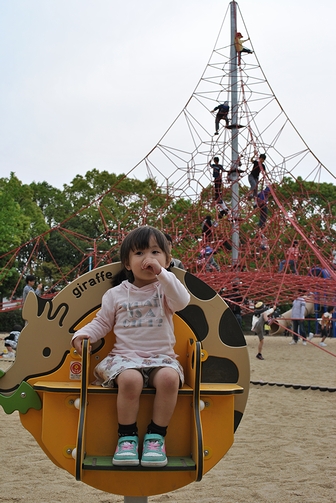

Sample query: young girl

[72,226,190,468]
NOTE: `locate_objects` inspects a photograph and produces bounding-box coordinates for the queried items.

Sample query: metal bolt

[204,450,209,456]
[20,392,26,399]
[66,448,72,455]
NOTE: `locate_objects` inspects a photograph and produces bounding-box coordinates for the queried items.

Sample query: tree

[0,173,50,301]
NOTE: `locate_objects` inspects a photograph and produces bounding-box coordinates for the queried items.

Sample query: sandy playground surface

[0,334,335,503]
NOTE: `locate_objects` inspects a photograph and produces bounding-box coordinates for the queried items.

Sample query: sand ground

[0,335,335,503]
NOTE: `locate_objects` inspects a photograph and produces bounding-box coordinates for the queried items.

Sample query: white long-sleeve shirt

[292,296,306,319]
[72,268,190,359]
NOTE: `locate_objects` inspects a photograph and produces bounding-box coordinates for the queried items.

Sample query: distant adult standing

[211,102,230,135]
[289,290,307,345]
[23,275,43,304]
[248,154,266,206]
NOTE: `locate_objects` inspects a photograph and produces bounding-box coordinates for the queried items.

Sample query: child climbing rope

[209,157,230,218]
[211,102,230,134]
[248,153,267,206]
[234,32,253,65]
[199,245,220,272]
[257,186,271,229]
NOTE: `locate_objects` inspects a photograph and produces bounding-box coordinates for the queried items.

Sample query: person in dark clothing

[248,154,266,205]
[211,102,230,134]
[209,157,229,218]
[210,157,224,200]
[221,287,243,327]
[201,215,214,242]
[257,186,271,228]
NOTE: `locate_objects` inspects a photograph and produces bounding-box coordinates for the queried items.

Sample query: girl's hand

[72,336,90,356]
[141,258,162,276]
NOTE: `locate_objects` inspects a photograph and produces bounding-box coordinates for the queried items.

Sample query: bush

[0,310,24,332]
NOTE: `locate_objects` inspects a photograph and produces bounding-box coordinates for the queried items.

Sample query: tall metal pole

[229,1,240,268]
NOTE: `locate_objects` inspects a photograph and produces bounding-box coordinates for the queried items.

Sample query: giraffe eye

[42,347,51,357]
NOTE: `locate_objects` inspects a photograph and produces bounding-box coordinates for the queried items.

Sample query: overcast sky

[0,0,334,189]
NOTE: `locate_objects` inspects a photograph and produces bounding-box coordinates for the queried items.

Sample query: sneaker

[112,435,139,466]
[256,353,264,360]
[319,342,327,347]
[302,341,307,346]
[141,433,167,467]
[289,340,297,345]
[308,333,314,341]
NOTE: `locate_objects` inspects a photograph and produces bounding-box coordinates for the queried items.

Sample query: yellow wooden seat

[0,263,248,498]
[31,331,243,495]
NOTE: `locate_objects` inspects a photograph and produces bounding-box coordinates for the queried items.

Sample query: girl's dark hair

[113,226,170,285]
[164,233,172,244]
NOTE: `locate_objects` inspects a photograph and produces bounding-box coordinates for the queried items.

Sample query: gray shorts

[93,354,184,388]
[254,316,265,341]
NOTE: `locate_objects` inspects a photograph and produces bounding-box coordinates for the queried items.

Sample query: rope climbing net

[1,2,335,315]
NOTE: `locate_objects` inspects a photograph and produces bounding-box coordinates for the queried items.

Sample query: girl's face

[126,235,170,287]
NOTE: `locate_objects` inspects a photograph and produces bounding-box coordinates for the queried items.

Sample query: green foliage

[0,173,49,238]
[0,188,30,253]
[0,168,335,300]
